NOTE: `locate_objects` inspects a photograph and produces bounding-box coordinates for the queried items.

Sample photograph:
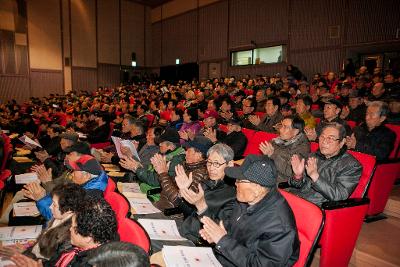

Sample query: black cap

[224,154,277,187]
[325,98,343,109]
[64,141,91,155]
[66,155,103,175]
[156,128,180,144]
[183,136,213,157]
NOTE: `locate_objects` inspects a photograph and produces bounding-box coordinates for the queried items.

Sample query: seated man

[87,112,111,144]
[179,143,237,243]
[24,155,107,220]
[199,155,300,266]
[154,138,209,211]
[260,115,310,183]
[340,90,367,124]
[346,101,396,161]
[239,96,257,129]
[290,123,362,206]
[248,97,283,133]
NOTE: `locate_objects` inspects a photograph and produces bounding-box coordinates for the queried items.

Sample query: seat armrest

[322,198,370,210]
[146,187,162,196]
[278,182,289,189]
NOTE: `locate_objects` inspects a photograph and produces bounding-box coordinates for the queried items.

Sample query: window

[231,45,285,67]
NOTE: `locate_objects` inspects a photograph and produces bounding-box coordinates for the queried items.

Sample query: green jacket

[136,147,186,187]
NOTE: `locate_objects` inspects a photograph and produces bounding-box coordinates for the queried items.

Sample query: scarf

[55,245,98,267]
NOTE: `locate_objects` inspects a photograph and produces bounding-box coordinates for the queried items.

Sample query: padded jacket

[214,187,300,267]
[288,148,362,206]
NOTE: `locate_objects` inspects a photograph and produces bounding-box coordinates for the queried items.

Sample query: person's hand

[100,151,113,163]
[304,127,317,141]
[150,154,169,174]
[346,133,356,149]
[31,165,52,183]
[7,252,43,267]
[34,151,50,162]
[120,146,131,159]
[186,129,195,141]
[174,165,193,189]
[180,184,207,212]
[249,115,261,126]
[119,157,141,171]
[259,141,274,157]
[179,130,189,141]
[204,128,217,143]
[305,157,319,182]
[22,183,46,201]
[291,154,305,179]
[199,216,227,244]
[340,106,350,119]
[220,111,233,120]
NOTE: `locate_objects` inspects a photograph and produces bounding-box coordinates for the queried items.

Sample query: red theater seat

[104,191,130,221]
[118,217,151,254]
[104,178,116,197]
[1,134,12,171]
[279,190,324,267]
[145,114,155,127]
[386,124,400,159]
[243,130,278,156]
[346,120,357,129]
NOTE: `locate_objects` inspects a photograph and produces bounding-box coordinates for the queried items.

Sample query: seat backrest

[310,142,319,153]
[118,217,151,253]
[385,124,400,159]
[243,131,278,156]
[1,134,12,171]
[104,192,130,220]
[254,111,265,117]
[236,110,244,117]
[346,120,357,129]
[104,178,116,197]
[145,114,155,127]
[279,189,324,267]
[218,124,228,133]
[347,150,376,198]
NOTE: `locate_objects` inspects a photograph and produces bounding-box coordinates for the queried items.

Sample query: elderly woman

[178,144,236,243]
[0,184,86,262]
[178,108,201,144]
[199,155,300,267]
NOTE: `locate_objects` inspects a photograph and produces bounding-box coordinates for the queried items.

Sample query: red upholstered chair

[145,114,155,128]
[346,120,357,129]
[90,142,111,149]
[1,133,12,171]
[118,217,151,253]
[0,169,11,182]
[218,124,228,133]
[236,110,244,117]
[243,131,278,156]
[254,111,265,118]
[104,178,116,197]
[310,142,319,153]
[318,150,376,267]
[104,192,130,221]
[385,124,400,159]
[279,190,324,267]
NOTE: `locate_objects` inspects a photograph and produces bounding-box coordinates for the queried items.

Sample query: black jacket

[87,123,110,143]
[221,131,247,160]
[179,178,236,243]
[214,188,300,267]
[354,123,396,161]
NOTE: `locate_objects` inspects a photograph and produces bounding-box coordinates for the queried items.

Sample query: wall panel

[229,0,288,49]
[151,22,162,67]
[227,64,287,79]
[97,0,119,64]
[346,0,400,44]
[0,76,29,103]
[97,63,120,87]
[121,0,145,66]
[30,70,63,97]
[290,0,345,50]
[199,62,208,80]
[70,0,96,67]
[27,0,62,70]
[72,67,97,92]
[162,10,197,65]
[198,1,228,61]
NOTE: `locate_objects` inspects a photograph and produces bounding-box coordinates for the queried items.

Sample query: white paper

[76,132,87,139]
[13,202,40,217]
[19,135,42,148]
[15,172,39,184]
[162,246,222,267]
[111,136,140,161]
[0,259,14,267]
[0,225,42,240]
[128,197,161,215]
[119,182,141,193]
[138,219,186,241]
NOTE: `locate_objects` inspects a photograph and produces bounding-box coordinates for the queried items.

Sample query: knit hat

[225,154,277,187]
[66,155,103,175]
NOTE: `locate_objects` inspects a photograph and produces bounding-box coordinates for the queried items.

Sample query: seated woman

[0,183,86,262]
[179,144,236,243]
[178,108,201,144]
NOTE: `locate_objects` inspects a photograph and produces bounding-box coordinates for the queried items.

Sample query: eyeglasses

[319,135,340,143]
[206,161,226,168]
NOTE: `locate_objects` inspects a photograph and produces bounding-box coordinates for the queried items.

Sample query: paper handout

[13,202,40,217]
[15,172,39,184]
[18,135,42,148]
[111,136,140,161]
[162,246,222,267]
[0,225,42,240]
[138,219,186,241]
[128,197,161,214]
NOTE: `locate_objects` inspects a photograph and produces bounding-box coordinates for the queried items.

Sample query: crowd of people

[0,64,398,266]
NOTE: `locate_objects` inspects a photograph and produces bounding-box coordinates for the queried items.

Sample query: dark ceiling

[128,0,173,8]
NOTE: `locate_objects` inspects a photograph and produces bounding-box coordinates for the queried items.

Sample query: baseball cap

[66,155,103,175]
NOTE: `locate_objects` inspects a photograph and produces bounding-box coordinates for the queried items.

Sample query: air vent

[328,25,340,39]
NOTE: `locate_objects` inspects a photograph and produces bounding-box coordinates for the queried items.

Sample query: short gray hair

[207,143,234,162]
[368,101,389,117]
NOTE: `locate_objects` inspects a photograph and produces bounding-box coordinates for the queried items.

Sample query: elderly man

[248,97,283,133]
[199,155,300,267]
[179,144,237,243]
[260,115,310,182]
[87,112,110,144]
[340,90,367,124]
[290,123,362,206]
[239,96,257,129]
[295,95,316,129]
[346,101,396,161]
